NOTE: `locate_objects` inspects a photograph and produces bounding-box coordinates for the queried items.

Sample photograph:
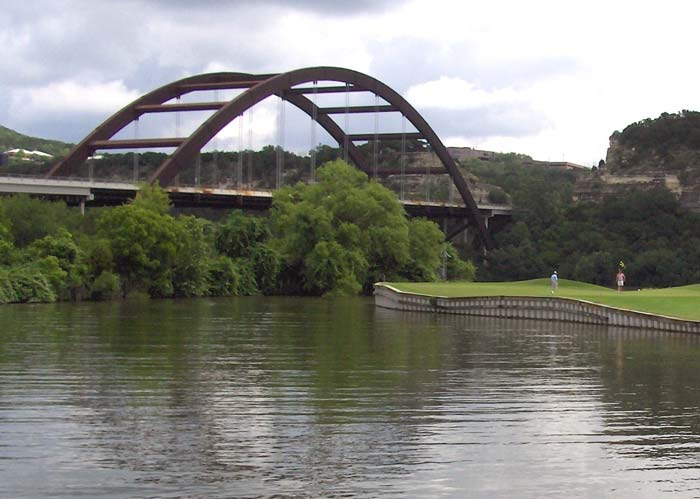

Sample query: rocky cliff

[574,111,700,211]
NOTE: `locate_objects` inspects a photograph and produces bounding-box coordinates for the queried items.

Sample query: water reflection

[2,298,700,496]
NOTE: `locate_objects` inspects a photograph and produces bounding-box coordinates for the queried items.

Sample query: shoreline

[374,283,700,334]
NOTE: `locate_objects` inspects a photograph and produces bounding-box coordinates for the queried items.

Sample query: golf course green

[385,279,700,321]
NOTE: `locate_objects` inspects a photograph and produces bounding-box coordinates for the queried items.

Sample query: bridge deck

[0,175,512,218]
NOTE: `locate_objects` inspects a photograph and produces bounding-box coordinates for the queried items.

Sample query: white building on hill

[4,149,53,160]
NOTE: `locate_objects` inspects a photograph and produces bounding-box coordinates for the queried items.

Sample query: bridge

[0,174,510,241]
[10,67,510,248]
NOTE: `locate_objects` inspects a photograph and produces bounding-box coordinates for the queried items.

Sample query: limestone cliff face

[606,133,700,177]
[574,121,700,211]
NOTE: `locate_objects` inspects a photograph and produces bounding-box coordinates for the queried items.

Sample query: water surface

[2,297,700,497]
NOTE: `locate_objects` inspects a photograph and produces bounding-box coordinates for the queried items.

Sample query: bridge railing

[0,172,516,214]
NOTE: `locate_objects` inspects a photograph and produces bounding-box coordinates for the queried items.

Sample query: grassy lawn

[383,279,700,321]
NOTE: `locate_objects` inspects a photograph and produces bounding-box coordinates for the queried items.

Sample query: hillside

[0,125,73,157]
[574,111,700,211]
[607,110,700,176]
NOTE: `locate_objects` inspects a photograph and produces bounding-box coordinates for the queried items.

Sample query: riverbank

[375,279,700,331]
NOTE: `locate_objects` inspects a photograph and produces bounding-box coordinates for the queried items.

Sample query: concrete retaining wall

[374,283,700,334]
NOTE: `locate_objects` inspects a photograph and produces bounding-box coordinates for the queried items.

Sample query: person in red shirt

[616,269,625,292]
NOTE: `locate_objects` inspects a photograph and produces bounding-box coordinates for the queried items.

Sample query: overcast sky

[2,0,699,165]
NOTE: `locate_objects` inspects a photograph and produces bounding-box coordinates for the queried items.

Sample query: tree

[269,160,459,295]
[215,211,279,295]
[401,218,444,282]
[0,194,79,247]
[172,216,215,297]
[94,184,184,297]
[573,251,615,286]
[216,211,270,259]
[97,197,179,297]
[444,243,476,281]
[27,228,87,299]
[0,223,14,265]
[130,183,172,215]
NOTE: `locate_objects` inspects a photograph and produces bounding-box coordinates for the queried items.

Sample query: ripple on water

[2,298,700,497]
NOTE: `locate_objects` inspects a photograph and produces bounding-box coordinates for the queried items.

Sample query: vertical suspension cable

[373,94,379,179]
[237,113,244,188]
[175,96,181,138]
[247,107,253,188]
[195,152,201,186]
[133,117,139,183]
[276,94,285,189]
[174,98,181,187]
[343,83,350,162]
[309,81,318,183]
[400,115,406,201]
[426,142,431,202]
[213,89,219,185]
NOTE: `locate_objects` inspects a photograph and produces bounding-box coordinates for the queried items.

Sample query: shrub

[90,271,121,301]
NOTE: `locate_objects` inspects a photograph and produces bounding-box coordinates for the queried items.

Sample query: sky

[2,0,700,166]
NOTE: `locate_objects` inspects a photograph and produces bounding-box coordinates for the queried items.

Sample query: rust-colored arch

[45,72,274,178]
[47,66,492,248]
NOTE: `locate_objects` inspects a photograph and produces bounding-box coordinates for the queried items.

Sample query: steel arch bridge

[46,66,493,248]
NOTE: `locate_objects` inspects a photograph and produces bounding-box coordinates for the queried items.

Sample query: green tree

[215,211,270,259]
[630,249,684,288]
[444,243,476,281]
[270,160,450,295]
[215,211,280,295]
[131,183,171,215]
[401,218,444,281]
[27,228,87,299]
[97,204,179,297]
[207,255,239,296]
[90,271,121,301]
[0,223,15,265]
[249,243,281,295]
[573,251,615,286]
[172,216,215,297]
[0,195,79,247]
[0,263,56,304]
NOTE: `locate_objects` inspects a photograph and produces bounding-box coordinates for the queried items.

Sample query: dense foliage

[470,152,700,289]
[0,160,471,304]
[270,160,469,295]
[0,125,73,157]
[614,110,700,159]
[409,146,700,290]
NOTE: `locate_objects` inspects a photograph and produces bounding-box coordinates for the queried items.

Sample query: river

[1,296,700,497]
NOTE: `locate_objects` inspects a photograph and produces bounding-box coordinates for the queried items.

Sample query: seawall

[374,283,700,334]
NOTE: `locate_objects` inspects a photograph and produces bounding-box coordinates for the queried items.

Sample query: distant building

[448,146,588,171]
[4,149,53,161]
[447,147,497,162]
[521,159,588,171]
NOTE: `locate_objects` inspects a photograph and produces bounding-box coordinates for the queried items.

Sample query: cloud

[404,77,549,141]
[406,77,521,110]
[3,0,700,166]
[10,80,140,117]
[142,0,404,15]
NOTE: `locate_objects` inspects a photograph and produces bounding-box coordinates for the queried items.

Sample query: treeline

[0,124,73,157]
[473,152,700,288]
[1,140,432,180]
[0,160,474,304]
[460,151,700,289]
[613,110,700,160]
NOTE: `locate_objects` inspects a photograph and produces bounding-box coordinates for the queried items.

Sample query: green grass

[384,279,700,321]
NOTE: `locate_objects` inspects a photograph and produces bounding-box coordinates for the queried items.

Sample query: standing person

[550,271,558,294]
[616,268,626,292]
